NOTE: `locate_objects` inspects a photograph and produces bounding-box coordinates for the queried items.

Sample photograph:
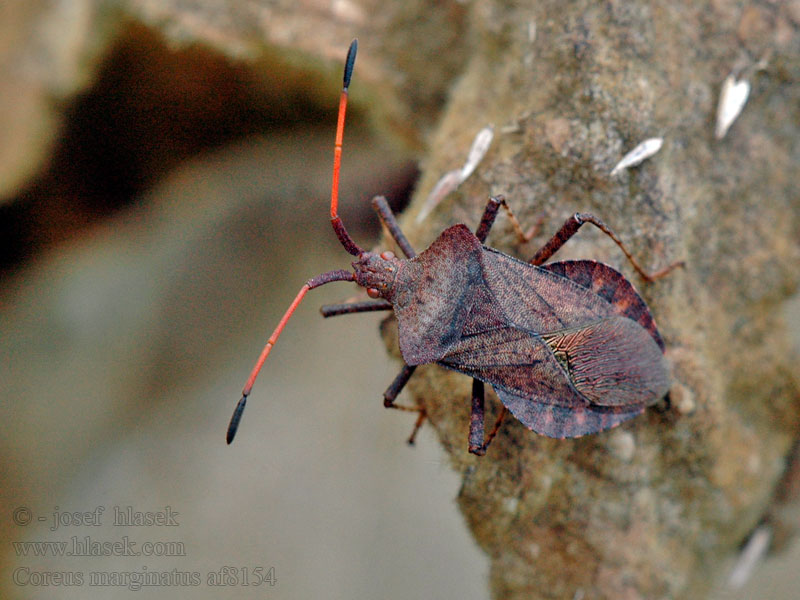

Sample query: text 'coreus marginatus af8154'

[226,40,682,455]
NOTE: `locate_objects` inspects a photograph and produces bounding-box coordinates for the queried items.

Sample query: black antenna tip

[343,39,358,90]
[226,395,248,444]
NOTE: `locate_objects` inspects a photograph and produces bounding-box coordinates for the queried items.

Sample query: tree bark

[374,2,800,598]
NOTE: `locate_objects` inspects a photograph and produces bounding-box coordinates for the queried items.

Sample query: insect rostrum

[227,39,679,454]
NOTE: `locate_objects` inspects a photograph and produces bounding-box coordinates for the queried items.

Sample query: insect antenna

[226,266,355,444]
[227,41,365,444]
[330,39,364,257]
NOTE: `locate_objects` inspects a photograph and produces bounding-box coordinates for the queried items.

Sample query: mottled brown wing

[479,248,618,332]
[438,324,652,437]
[439,326,589,408]
[541,260,665,351]
[540,316,670,406]
[439,316,666,407]
[396,240,669,436]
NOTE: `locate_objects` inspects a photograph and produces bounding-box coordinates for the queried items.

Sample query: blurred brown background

[1,2,799,599]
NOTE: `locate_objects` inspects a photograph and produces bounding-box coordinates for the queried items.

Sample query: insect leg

[406,410,427,445]
[468,380,509,455]
[474,195,542,244]
[481,407,509,453]
[382,364,427,445]
[319,299,392,317]
[383,364,417,407]
[371,196,417,258]
[454,208,507,449]
[529,213,683,281]
[468,380,486,453]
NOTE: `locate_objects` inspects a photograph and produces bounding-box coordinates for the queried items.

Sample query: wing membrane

[541,260,665,350]
[439,326,590,409]
[541,316,670,406]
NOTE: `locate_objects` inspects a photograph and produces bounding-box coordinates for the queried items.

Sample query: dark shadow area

[0,22,416,276]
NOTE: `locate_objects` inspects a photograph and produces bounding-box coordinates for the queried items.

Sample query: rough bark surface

[2,1,799,599]
[383,2,800,599]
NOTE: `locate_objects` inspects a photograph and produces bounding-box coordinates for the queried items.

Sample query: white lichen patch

[416,126,494,223]
[715,74,751,139]
[728,525,771,589]
[610,137,663,176]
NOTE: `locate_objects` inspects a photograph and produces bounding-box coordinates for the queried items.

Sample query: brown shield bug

[226,39,681,454]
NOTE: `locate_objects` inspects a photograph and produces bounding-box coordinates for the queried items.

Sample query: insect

[226,39,681,454]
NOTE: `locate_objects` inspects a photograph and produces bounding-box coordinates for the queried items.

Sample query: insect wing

[494,387,645,438]
[541,316,670,406]
[540,260,665,350]
[438,325,648,437]
[439,322,660,437]
[480,248,616,332]
[439,326,588,408]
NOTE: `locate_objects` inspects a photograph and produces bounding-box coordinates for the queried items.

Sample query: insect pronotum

[226,40,681,454]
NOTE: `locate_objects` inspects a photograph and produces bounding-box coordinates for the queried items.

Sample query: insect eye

[380,250,395,260]
[367,288,380,298]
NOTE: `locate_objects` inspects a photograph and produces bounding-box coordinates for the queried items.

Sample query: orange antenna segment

[330,92,347,220]
[329,39,363,256]
[227,41,363,445]
[227,269,355,444]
